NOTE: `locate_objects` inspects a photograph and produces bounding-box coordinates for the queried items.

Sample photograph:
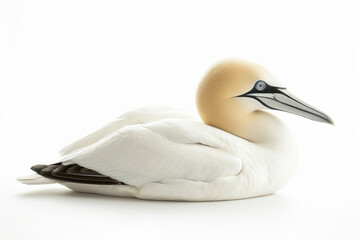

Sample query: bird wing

[59,106,194,156]
[60,119,243,187]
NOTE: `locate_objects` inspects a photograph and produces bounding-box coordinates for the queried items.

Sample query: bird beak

[241,88,334,125]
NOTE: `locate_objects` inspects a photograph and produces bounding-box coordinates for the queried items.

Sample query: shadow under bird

[18,59,333,201]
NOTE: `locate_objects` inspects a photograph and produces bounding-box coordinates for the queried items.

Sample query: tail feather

[17,174,59,185]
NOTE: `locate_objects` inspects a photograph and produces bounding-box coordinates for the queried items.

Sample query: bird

[18,59,333,201]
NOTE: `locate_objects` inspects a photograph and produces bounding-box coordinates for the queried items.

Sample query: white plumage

[18,60,332,201]
[19,106,297,201]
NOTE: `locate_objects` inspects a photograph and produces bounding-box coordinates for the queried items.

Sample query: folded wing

[60,119,243,187]
[59,106,194,156]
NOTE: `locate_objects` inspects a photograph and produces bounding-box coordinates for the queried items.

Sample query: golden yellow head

[196,59,333,142]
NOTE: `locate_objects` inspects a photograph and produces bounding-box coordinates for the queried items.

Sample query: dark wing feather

[31,163,124,185]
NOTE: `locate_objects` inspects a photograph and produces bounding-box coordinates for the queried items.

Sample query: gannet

[18,59,333,201]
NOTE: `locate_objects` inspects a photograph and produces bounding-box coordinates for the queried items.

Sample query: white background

[1,0,359,239]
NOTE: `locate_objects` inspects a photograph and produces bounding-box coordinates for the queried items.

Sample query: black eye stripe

[234,80,286,98]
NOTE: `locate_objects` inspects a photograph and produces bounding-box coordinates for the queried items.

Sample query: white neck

[241,111,292,145]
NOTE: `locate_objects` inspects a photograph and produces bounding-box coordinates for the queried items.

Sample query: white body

[22,106,298,201]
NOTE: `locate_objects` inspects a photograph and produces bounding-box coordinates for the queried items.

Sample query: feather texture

[61,119,243,187]
[19,106,298,200]
[59,106,194,156]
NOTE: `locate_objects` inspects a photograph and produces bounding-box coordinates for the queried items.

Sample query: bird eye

[255,80,267,91]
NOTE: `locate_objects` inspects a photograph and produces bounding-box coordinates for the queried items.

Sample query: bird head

[196,59,333,142]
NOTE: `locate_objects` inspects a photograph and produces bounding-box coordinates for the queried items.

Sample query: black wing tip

[31,164,49,173]
[30,162,125,185]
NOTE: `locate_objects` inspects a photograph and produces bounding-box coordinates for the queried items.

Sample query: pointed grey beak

[237,81,334,125]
